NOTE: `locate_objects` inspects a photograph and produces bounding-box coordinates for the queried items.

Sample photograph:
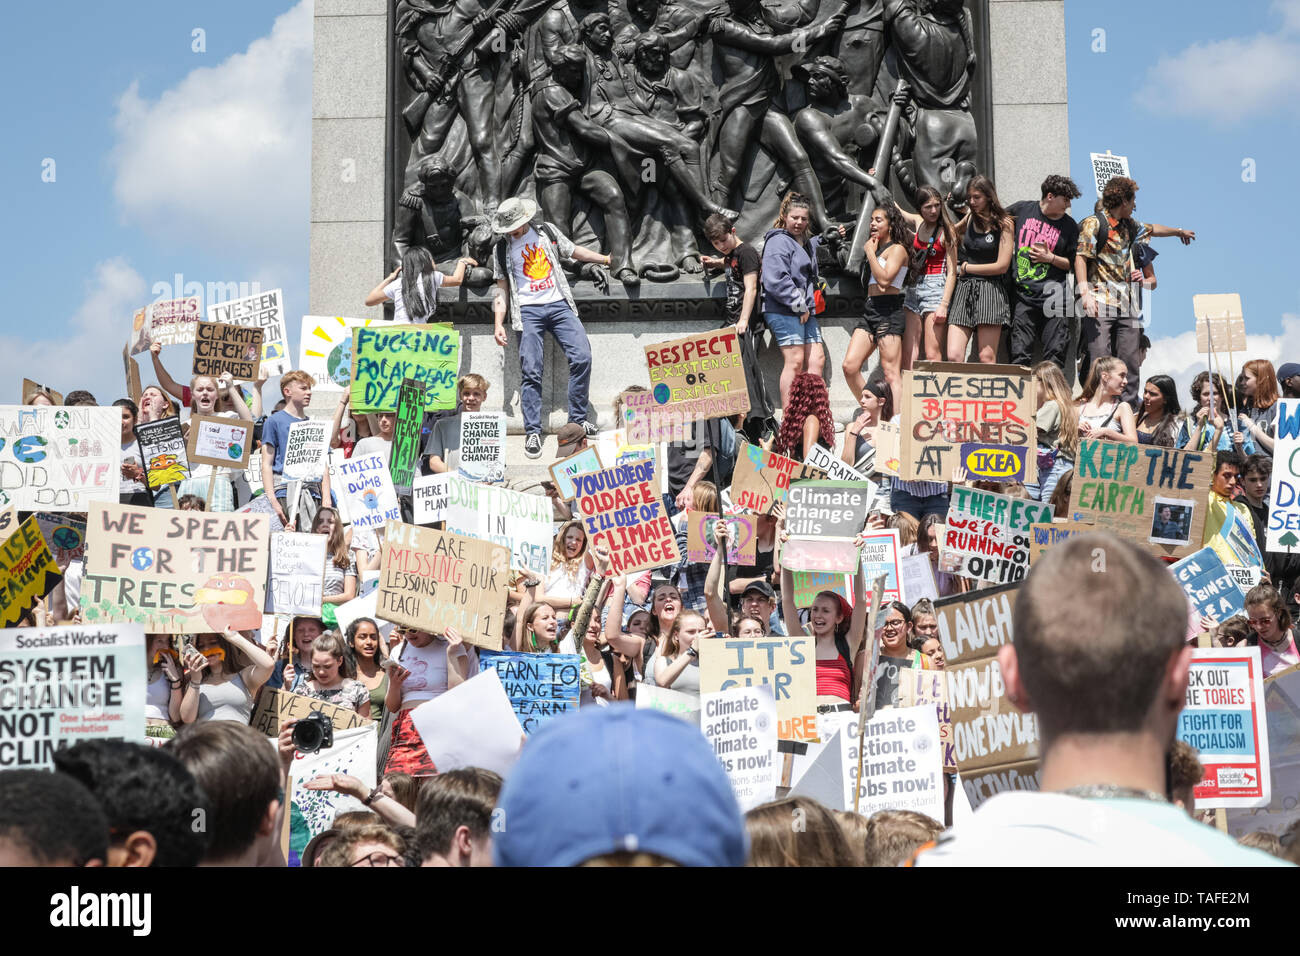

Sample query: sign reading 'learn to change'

[351,325,458,413]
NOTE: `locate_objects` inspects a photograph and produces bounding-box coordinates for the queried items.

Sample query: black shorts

[855,293,906,342]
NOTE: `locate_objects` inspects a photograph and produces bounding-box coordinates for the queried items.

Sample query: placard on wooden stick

[186,414,254,469]
[1193,294,1246,354]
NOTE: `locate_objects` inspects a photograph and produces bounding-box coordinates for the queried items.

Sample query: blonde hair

[662,609,707,658]
[745,797,859,866]
[279,370,316,395]
[458,373,489,395]
[888,510,918,546]
[863,809,944,866]
[1033,361,1079,457]
[692,481,719,513]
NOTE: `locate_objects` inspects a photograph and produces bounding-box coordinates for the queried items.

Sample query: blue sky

[3,0,1298,405]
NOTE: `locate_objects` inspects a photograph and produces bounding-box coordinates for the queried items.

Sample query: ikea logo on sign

[961,444,1026,481]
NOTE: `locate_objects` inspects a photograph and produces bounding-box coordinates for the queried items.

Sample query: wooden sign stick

[205,471,218,509]
[853,575,887,815]
[1223,312,1240,422]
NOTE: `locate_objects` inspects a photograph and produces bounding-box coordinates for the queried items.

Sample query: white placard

[702,684,778,812]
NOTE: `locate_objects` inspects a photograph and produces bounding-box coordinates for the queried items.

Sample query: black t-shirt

[723,242,761,321]
[667,418,723,498]
[1007,200,1078,306]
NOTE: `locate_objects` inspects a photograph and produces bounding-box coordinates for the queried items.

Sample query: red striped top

[816,656,852,702]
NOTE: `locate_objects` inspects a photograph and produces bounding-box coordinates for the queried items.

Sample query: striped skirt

[948,276,1009,328]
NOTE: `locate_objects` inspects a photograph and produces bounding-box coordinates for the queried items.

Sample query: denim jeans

[519,301,593,435]
[1025,447,1073,504]
[889,487,950,520]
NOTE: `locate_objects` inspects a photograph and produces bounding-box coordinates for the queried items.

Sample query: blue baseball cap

[494,705,747,867]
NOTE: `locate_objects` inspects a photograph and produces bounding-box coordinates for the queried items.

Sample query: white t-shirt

[509,228,565,307]
[121,439,147,494]
[352,436,393,461]
[384,273,444,324]
[913,792,1291,867]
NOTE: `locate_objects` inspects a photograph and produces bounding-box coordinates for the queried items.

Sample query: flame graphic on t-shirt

[521,243,551,281]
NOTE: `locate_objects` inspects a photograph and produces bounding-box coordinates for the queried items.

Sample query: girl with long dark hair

[947,175,1014,364]
[899,186,957,365]
[843,378,893,476]
[365,246,476,323]
[773,372,834,460]
[1135,374,1182,447]
[843,201,912,413]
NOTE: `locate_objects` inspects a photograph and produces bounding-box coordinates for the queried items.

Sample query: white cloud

[1142,313,1300,407]
[110,1,311,258]
[0,259,148,406]
[1136,4,1300,125]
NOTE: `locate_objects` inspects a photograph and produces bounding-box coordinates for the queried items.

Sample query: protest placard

[698,636,818,742]
[0,624,145,770]
[636,684,702,725]
[1172,548,1247,625]
[134,416,190,491]
[0,405,120,512]
[33,511,86,570]
[621,388,686,444]
[790,570,853,609]
[233,492,284,533]
[1192,294,1246,353]
[731,441,805,514]
[571,460,679,575]
[409,669,524,777]
[898,668,957,772]
[207,289,289,375]
[1267,401,1300,552]
[390,378,427,495]
[1028,520,1095,564]
[350,324,459,413]
[250,688,375,737]
[1089,150,1130,198]
[192,320,263,381]
[477,649,581,734]
[143,296,201,349]
[702,684,777,812]
[1178,648,1270,809]
[285,725,376,867]
[934,584,1038,795]
[841,705,945,819]
[280,420,329,482]
[1068,439,1212,559]
[0,507,17,544]
[549,446,603,500]
[185,414,253,470]
[21,379,63,405]
[1226,564,1262,598]
[643,328,750,424]
[412,473,453,525]
[301,315,383,387]
[939,485,1052,585]
[785,480,873,537]
[1225,665,1300,838]
[898,363,1036,483]
[266,532,328,617]
[782,535,861,574]
[444,476,553,576]
[457,412,507,484]
[0,516,63,627]
[83,503,270,633]
[377,521,510,649]
[875,420,901,477]
[856,530,902,610]
[899,552,937,604]
[803,442,872,484]
[336,454,401,533]
[685,511,758,565]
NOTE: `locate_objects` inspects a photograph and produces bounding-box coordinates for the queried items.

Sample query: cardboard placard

[281,420,329,482]
[1178,648,1269,809]
[842,706,945,819]
[389,378,428,495]
[0,405,121,512]
[549,446,603,500]
[685,511,758,565]
[134,416,190,490]
[266,532,328,616]
[21,378,63,405]
[1192,294,1246,353]
[444,475,554,577]
[186,414,254,470]
[1028,520,1096,564]
[1068,439,1213,559]
[1089,150,1130,199]
[731,441,805,515]
[698,636,819,743]
[1266,400,1300,552]
[33,511,87,570]
[899,668,958,772]
[571,460,679,575]
[934,584,1038,782]
[142,296,201,349]
[192,320,264,381]
[0,624,145,769]
[250,688,375,737]
[476,649,581,734]
[350,324,459,413]
[457,412,507,484]
[336,454,401,533]
[207,289,290,376]
[300,315,377,387]
[790,570,853,609]
[803,442,871,483]
[875,420,901,477]
[643,328,750,424]
[899,363,1036,483]
[83,503,270,633]
[376,521,510,649]
[0,516,63,627]
[412,473,453,525]
[1172,547,1247,625]
[702,684,778,812]
[939,485,1053,585]
[635,684,702,725]
[899,552,938,605]
[959,759,1042,811]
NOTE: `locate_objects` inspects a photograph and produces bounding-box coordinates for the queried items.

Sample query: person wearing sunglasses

[1202,450,1254,567]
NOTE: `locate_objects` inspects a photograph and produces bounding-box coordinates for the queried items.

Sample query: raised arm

[150,342,187,403]
[779,564,806,637]
[366,266,401,307]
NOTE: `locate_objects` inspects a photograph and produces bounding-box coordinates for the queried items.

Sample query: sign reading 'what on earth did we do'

[0,405,120,512]
[1068,438,1213,559]
[899,363,1036,483]
[351,325,459,414]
